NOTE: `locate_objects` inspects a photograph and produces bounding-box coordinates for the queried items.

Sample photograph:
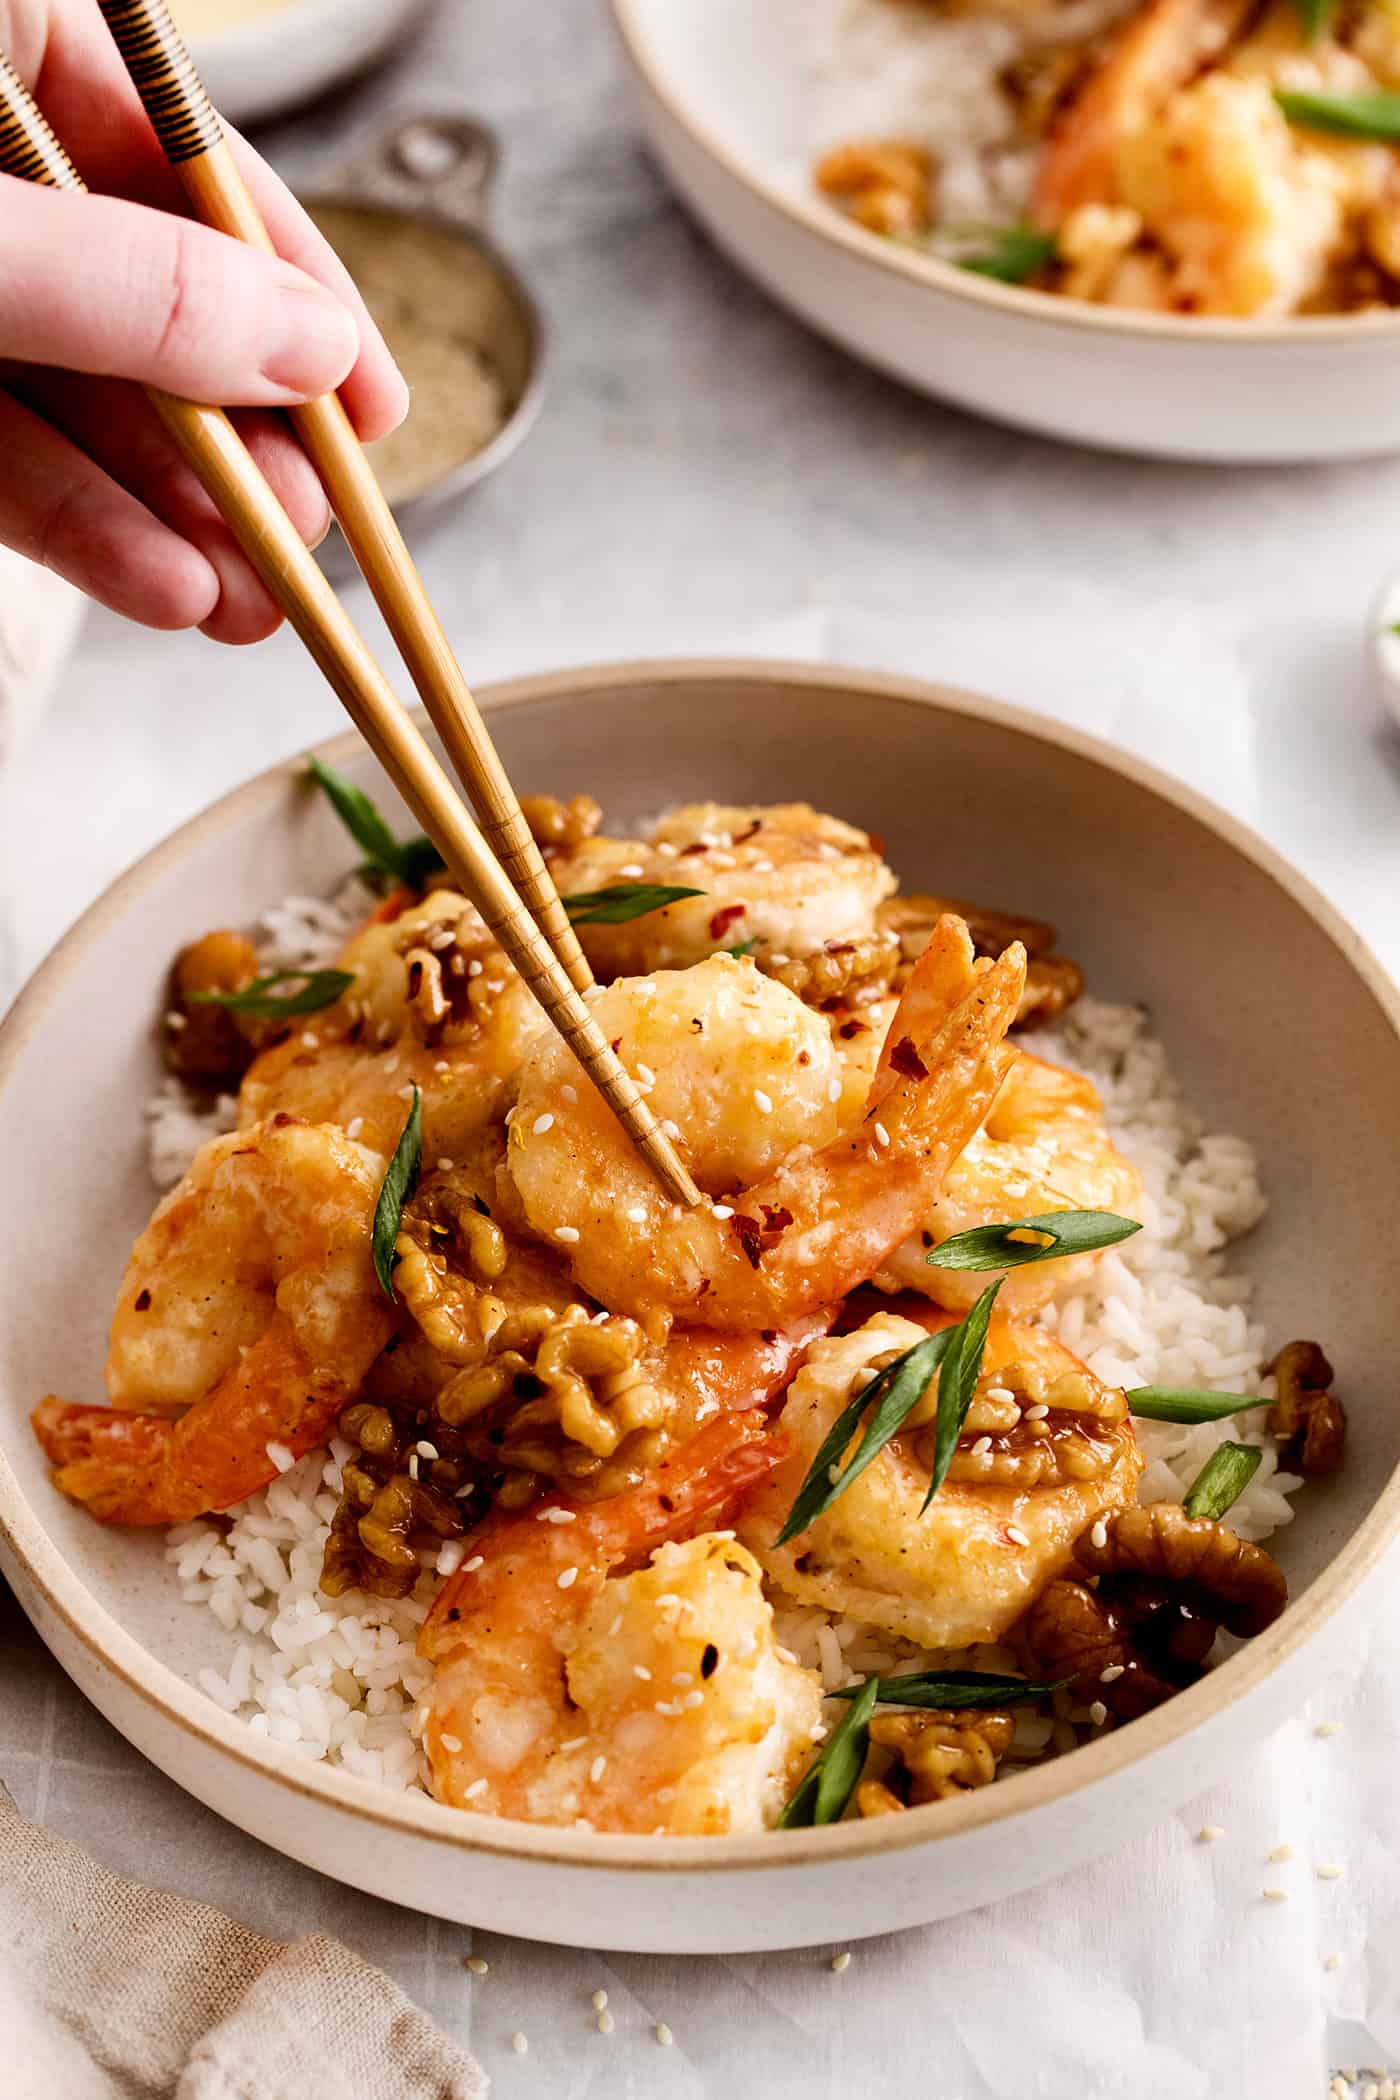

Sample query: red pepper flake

[732,1214,765,1268]
[760,1204,794,1235]
[838,1018,868,1040]
[709,903,747,941]
[888,1036,928,1080]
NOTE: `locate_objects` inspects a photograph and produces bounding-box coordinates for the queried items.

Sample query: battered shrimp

[239,889,544,1159]
[546,802,897,983]
[419,1415,823,1831]
[506,937,1025,1330]
[31,1119,393,1524]
[864,922,1141,1312]
[741,1311,1143,1650]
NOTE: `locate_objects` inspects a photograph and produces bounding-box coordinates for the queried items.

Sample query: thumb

[0,176,360,404]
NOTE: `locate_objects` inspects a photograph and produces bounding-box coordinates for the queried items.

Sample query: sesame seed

[634,1665,652,1681]
[1315,1721,1343,1737]
[753,1089,773,1114]
[429,927,455,951]
[1198,1825,1226,1842]
[636,1062,656,1087]
[592,1989,609,2011]
[1099,1664,1125,1683]
[511,2032,528,2056]
[555,1226,581,1244]
[532,1112,555,1135]
[661,1120,682,1140]
[408,1453,420,1480]
[346,1117,364,1140]
[654,1700,680,1717]
[463,1554,484,1573]
[437,1540,465,1577]
[712,1203,735,1219]
[468,959,483,978]
[626,1204,648,1223]
[561,1736,586,1752]
[1317,1862,1346,1880]
[1024,1403,1050,1421]
[683,1690,704,1709]
[434,1060,451,1075]
[830,1950,852,1973]
[436,1156,455,1173]
[416,1440,439,1460]
[1268,1843,1293,1863]
[1325,1952,1344,1972]
[1006,1526,1030,1548]
[561,1083,578,1104]
[465,1955,489,1974]
[590,1755,607,1783]
[545,1508,577,1525]
[439,1733,463,1753]
[165,1010,188,1031]
[1089,1701,1108,1726]
[873,1121,890,1148]
[596,2010,615,2034]
[449,955,465,976]
[1090,1519,1109,1550]
[972,1435,993,1456]
[463,1778,488,1801]
[557,1567,579,1589]
[655,2023,674,2047]
[1263,1888,1289,1902]
[384,1055,400,1075]
[620,864,645,877]
[987,1386,1015,1403]
[672,1672,693,1687]
[827,1078,843,1103]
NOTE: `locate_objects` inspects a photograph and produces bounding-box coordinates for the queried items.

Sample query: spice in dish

[29,775,1337,1831]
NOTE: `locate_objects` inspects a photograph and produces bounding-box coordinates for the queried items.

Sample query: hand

[0,0,408,643]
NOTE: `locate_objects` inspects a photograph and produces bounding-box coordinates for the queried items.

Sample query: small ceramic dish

[610,0,1400,463]
[182,0,429,130]
[2,661,1398,1953]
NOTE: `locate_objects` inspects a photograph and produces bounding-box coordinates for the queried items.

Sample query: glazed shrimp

[866,921,1141,1313]
[741,1310,1143,1650]
[546,801,898,986]
[506,940,1025,1330]
[31,1119,393,1524]
[239,888,544,1160]
[419,1413,822,1831]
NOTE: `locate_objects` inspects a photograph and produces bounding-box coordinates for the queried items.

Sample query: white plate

[3,661,1399,1951]
[611,0,1400,462]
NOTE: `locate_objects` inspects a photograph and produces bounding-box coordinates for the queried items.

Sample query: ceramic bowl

[610,0,1400,463]
[183,0,429,130]
[2,660,1398,1953]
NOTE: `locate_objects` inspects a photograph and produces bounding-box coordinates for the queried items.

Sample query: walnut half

[855,1708,1015,1815]
[1267,1340,1345,1477]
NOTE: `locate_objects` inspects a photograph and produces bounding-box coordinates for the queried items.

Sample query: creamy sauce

[170,0,300,34]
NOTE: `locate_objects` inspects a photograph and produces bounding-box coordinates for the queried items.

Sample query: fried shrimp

[864,921,1141,1312]
[546,801,897,981]
[32,1119,393,1524]
[239,888,544,1159]
[741,1311,1143,1650]
[506,937,1026,1330]
[419,1414,822,1831]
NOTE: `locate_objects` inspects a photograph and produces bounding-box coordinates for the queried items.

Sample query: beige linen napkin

[0,1785,486,2100]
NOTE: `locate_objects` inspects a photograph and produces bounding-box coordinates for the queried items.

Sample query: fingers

[0,178,361,405]
[0,387,219,629]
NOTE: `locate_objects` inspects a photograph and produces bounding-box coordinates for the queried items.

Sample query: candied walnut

[878,892,1082,1028]
[1020,1576,1175,1720]
[164,928,264,1084]
[1267,1340,1345,1477]
[519,791,603,854]
[1077,1505,1287,1640]
[320,1424,467,1600]
[856,1709,1015,1813]
[929,1356,1128,1490]
[759,929,902,1009]
[815,138,934,236]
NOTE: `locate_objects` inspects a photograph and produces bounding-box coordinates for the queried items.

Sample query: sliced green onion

[726,938,759,956]
[307,756,445,889]
[187,968,353,1018]
[952,224,1057,284]
[829,1669,1071,1711]
[920,1281,1001,1512]
[773,1330,953,1546]
[779,1674,879,1828]
[925,1209,1140,1273]
[1182,1441,1263,1522]
[372,1085,422,1300]
[561,882,705,924]
[1292,0,1334,41]
[1274,86,1400,141]
[1128,1388,1266,1423]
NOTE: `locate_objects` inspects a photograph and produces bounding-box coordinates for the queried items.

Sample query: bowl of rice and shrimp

[1,659,1397,1951]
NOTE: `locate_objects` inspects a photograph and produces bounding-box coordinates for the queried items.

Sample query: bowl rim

[608,0,1400,350]
[4,655,1399,1877]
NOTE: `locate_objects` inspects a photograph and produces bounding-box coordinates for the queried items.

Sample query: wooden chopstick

[95,0,595,999]
[0,54,703,1210]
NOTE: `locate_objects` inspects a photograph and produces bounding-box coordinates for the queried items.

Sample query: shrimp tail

[31,1320,354,1525]
[868,913,980,1111]
[878,941,1025,1147]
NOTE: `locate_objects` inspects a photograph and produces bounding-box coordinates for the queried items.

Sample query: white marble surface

[4,0,1400,2092]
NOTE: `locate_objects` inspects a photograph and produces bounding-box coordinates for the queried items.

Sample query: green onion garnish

[726,938,759,956]
[774,1329,953,1546]
[372,1085,422,1300]
[1274,86,1400,140]
[187,968,353,1018]
[920,1281,1001,1512]
[1181,1441,1263,1522]
[829,1669,1071,1711]
[560,882,705,924]
[779,1673,879,1828]
[307,756,446,890]
[1127,1388,1266,1423]
[926,1209,1140,1272]
[952,224,1057,284]
[1292,0,1334,41]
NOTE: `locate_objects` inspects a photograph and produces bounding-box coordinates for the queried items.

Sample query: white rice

[159,966,1300,1790]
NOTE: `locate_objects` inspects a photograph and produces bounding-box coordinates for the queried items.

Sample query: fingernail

[261,283,359,396]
